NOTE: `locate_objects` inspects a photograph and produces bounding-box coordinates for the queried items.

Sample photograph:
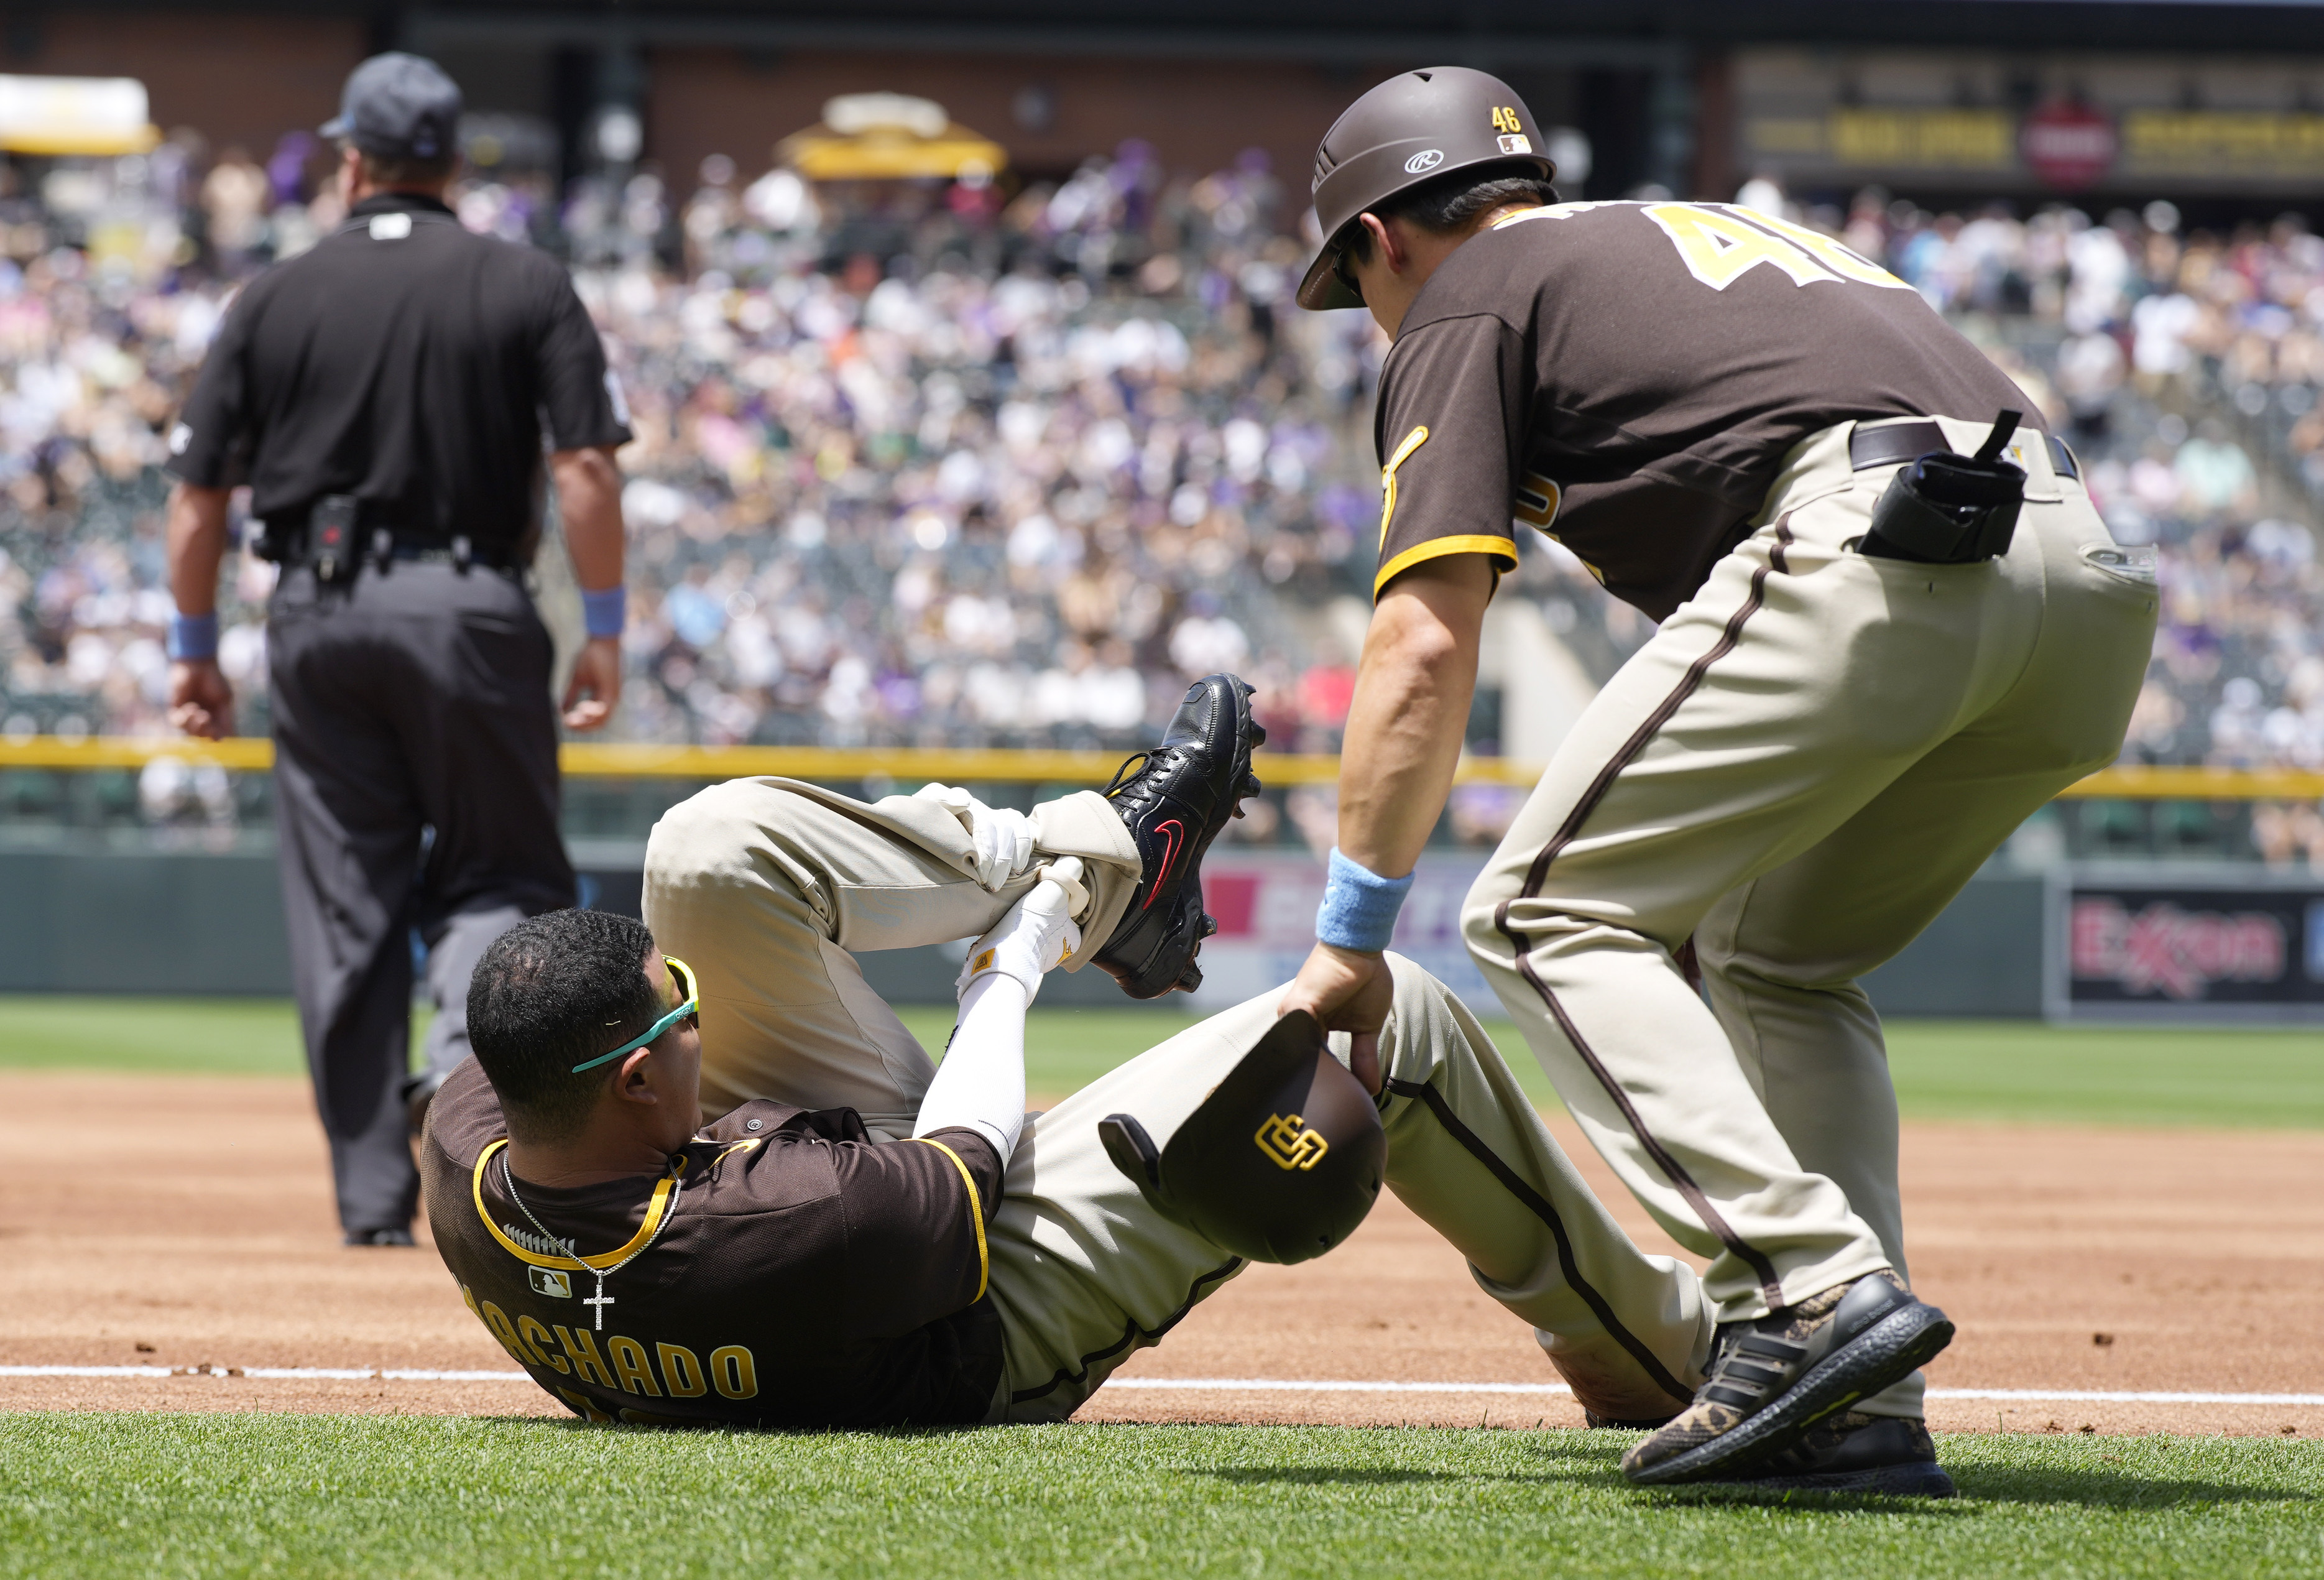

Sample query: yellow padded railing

[0,737,2313,798]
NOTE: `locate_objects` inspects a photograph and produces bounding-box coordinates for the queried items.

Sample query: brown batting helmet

[1099,1009,1386,1265]
[1296,67,1552,312]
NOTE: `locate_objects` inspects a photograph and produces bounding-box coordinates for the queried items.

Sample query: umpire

[1278,69,2155,1494]
[164,53,634,1246]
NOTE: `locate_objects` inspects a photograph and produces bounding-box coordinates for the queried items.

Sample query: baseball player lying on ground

[423,675,1735,1442]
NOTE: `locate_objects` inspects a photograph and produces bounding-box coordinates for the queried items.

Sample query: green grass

[2,995,2320,1129]
[1880,1020,2324,1129]
[0,996,313,1077]
[1,1416,2317,1578]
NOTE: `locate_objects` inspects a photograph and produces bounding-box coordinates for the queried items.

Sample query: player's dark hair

[467,909,666,1138]
[354,147,456,189]
[1340,162,1560,267]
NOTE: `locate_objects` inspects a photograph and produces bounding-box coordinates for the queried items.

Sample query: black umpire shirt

[423,1057,1009,1429]
[1370,200,2040,621]
[168,192,631,547]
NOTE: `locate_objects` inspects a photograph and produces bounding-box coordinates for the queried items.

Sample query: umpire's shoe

[1704,1411,1956,1497]
[1620,1271,1954,1487]
[1092,673,1265,999]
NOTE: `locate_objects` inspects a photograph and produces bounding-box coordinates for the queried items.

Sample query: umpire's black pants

[269,560,574,1236]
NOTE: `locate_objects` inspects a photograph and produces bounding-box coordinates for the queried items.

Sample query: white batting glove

[957,858,1087,1003]
[916,783,1038,892]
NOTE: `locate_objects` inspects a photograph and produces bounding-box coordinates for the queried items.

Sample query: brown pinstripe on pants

[1464,417,2155,1420]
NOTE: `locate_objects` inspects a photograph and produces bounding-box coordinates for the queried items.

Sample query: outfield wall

[6,847,2313,1022]
[0,844,2042,1017]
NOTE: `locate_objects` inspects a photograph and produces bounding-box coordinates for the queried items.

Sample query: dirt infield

[3,1072,2318,1438]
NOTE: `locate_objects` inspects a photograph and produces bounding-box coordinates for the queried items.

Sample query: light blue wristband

[168,612,219,662]
[581,586,626,639]
[1316,847,1414,952]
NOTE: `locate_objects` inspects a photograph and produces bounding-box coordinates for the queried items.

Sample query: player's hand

[957,858,1086,1002]
[916,783,1038,890]
[561,636,622,731]
[168,659,234,741]
[1279,941,1395,1095]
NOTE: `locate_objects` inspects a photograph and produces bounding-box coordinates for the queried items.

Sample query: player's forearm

[913,974,1029,1163]
[551,445,625,593]
[165,483,233,616]
[1335,557,1495,879]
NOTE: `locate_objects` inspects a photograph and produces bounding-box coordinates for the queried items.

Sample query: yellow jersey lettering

[1513,472,1561,530]
[517,1315,567,1374]
[555,1324,618,1389]
[1725,207,1909,290]
[607,1335,662,1397]
[709,1345,759,1400]
[657,1342,708,1398]
[1643,203,1836,290]
[476,1301,532,1365]
[556,1387,614,1423]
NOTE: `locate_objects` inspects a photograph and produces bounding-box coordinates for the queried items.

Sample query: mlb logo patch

[528,1267,573,1299]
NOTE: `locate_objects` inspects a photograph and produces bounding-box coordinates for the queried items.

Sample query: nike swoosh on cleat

[1142,818,1185,910]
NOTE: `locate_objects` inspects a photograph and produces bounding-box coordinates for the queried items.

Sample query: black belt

[1849,420,2078,482]
[261,511,519,575]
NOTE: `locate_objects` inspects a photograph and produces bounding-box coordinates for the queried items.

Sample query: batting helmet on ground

[1099,1009,1386,1264]
[1295,66,1553,312]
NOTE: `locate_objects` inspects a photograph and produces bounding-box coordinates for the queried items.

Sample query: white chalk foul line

[0,1365,533,1382]
[4,1366,2322,1406]
[1103,1379,2324,1407]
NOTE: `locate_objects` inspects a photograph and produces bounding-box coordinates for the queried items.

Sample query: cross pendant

[584,1289,613,1330]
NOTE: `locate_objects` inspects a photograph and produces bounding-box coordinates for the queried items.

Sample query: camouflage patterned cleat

[1091,674,1265,999]
[1620,1271,1955,1487]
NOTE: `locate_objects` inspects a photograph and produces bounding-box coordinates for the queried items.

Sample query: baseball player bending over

[423,677,1717,1428]
[1278,70,2158,1495]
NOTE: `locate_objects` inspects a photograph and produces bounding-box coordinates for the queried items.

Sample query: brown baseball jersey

[420,1057,1004,1428]
[1369,200,2042,620]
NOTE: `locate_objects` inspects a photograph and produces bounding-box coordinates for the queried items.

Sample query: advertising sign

[2057,877,2324,1019]
[1738,49,2324,193]
[2021,102,2119,189]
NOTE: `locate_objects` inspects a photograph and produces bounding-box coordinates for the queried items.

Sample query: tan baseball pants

[1465,417,2157,1418]
[644,778,1713,1424]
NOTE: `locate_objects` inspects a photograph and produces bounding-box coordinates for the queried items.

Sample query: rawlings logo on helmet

[1403,149,1445,173]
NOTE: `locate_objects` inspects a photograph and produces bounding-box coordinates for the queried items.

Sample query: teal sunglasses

[572,956,700,1073]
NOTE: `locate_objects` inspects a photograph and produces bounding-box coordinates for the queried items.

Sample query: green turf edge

[2,1416,2319,1580]
[4,996,2323,1130]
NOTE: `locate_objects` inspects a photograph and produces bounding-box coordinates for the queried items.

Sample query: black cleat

[1621,1272,1955,1486]
[1702,1411,1957,1497]
[1092,674,1265,999]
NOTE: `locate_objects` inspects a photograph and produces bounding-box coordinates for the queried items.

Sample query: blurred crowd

[7,137,2324,857]
[1736,182,2324,857]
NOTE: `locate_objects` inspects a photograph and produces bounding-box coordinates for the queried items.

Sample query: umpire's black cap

[1100,1010,1386,1265]
[1296,67,1552,312]
[321,52,462,162]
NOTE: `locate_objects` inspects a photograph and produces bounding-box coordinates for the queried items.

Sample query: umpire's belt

[262,514,519,572]
[1849,418,2079,483]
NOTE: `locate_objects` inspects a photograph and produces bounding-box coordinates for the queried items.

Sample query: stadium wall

[645,47,1378,189]
[0,13,364,159]
[0,846,2049,1018]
